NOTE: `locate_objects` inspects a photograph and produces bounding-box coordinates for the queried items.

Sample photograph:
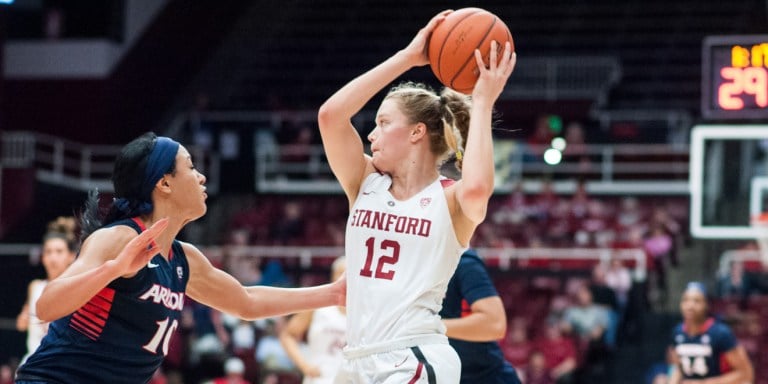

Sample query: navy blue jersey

[670,318,738,379]
[440,249,520,384]
[16,218,190,384]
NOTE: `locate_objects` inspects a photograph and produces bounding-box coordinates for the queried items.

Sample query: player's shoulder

[708,319,735,335]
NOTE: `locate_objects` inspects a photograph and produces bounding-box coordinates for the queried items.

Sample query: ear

[409,122,427,143]
[155,176,172,194]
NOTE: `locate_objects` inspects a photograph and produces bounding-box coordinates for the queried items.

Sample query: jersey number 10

[359,237,400,280]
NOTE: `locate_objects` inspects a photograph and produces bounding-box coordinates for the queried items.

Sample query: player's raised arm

[317,11,451,201]
[36,220,166,322]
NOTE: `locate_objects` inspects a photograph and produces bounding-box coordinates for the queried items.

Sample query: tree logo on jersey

[177,266,184,280]
[419,197,432,208]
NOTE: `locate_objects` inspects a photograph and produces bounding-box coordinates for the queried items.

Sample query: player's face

[41,238,75,280]
[167,145,208,220]
[680,290,708,322]
[368,99,414,172]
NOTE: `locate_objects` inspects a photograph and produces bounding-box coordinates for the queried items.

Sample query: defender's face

[168,146,208,220]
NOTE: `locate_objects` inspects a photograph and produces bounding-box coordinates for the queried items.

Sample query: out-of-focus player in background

[16,217,77,363]
[280,256,347,384]
[668,282,753,384]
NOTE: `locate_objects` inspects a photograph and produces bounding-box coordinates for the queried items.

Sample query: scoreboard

[702,35,768,120]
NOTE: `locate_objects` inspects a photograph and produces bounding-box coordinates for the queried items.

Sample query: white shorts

[334,338,460,384]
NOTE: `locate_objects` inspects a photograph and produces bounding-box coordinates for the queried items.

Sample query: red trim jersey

[16,218,190,384]
[344,173,465,348]
[671,318,738,379]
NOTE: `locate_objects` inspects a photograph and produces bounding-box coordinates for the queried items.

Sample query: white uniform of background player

[304,306,347,383]
[335,173,464,383]
[23,280,49,362]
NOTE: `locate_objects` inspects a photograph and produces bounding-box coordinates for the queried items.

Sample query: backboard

[690,125,768,239]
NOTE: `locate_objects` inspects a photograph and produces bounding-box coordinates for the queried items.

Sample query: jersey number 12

[359,237,400,280]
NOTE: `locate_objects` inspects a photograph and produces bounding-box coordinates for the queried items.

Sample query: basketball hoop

[751,212,768,267]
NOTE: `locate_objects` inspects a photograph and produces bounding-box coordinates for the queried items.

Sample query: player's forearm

[36,260,122,322]
[458,102,496,214]
[241,284,338,320]
[318,51,413,126]
[443,312,506,341]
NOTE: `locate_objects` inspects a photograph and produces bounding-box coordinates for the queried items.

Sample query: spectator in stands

[562,285,610,343]
[615,196,642,230]
[500,317,534,372]
[526,115,557,161]
[16,217,77,362]
[588,265,620,349]
[668,282,754,383]
[271,200,306,245]
[561,121,591,173]
[604,256,632,310]
[441,250,522,384]
[531,179,558,222]
[186,301,230,371]
[644,224,674,298]
[522,350,554,384]
[533,321,577,384]
[717,259,749,299]
[561,284,611,379]
[256,317,297,373]
[280,256,346,384]
[203,357,252,384]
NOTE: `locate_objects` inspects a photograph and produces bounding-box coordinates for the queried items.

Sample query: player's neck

[389,164,439,200]
[684,317,710,334]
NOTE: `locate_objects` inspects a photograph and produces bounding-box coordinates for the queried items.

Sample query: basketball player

[15,133,346,384]
[280,257,347,384]
[668,282,753,383]
[317,9,516,383]
[440,249,521,384]
[16,218,77,362]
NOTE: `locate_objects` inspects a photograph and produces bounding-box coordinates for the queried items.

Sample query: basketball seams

[435,9,481,82]
[449,16,498,92]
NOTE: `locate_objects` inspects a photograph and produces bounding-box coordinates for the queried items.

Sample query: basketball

[428,8,514,94]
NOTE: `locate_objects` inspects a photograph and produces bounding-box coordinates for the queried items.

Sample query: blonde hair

[384,82,471,171]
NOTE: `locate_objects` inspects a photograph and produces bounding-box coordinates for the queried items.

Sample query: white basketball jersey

[344,173,464,348]
[305,306,347,384]
[25,280,48,359]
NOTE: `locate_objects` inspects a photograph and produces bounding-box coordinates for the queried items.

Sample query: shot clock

[702,35,768,120]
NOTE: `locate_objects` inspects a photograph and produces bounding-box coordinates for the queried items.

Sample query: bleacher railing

[0,131,220,194]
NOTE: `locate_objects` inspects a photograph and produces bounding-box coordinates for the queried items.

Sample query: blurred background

[0,0,766,383]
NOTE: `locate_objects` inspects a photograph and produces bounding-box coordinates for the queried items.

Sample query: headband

[115,136,179,217]
[684,281,707,297]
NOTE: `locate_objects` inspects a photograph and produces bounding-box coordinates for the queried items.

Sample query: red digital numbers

[359,237,400,280]
[718,66,768,110]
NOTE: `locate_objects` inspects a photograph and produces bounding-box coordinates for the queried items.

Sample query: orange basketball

[428,8,514,94]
